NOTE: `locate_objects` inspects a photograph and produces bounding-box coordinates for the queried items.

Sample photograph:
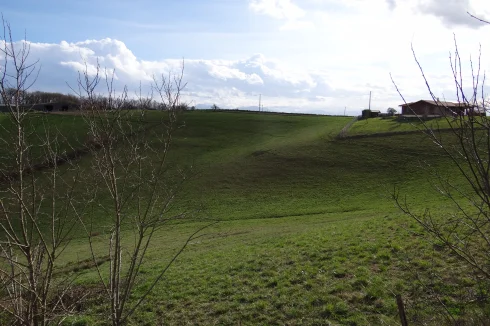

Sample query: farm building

[361,109,381,119]
[399,100,481,117]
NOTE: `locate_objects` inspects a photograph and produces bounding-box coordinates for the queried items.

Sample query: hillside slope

[1,111,477,325]
[168,112,453,221]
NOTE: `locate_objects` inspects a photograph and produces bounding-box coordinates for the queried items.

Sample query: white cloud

[249,0,305,20]
[207,65,263,85]
[279,20,315,31]
[249,0,313,31]
[386,0,396,10]
[4,38,359,113]
[5,0,490,116]
[416,0,487,28]
[376,0,490,27]
[9,34,487,115]
[59,61,99,77]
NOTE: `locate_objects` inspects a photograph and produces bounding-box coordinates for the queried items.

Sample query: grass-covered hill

[0,111,481,325]
[169,113,454,222]
[347,115,458,136]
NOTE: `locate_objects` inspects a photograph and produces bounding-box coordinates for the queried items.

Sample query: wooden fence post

[396,294,408,326]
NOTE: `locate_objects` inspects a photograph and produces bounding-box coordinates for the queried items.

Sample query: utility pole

[344,107,346,116]
[259,94,261,112]
[368,91,372,111]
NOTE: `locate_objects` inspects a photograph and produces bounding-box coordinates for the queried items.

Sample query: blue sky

[3,0,273,60]
[2,0,490,115]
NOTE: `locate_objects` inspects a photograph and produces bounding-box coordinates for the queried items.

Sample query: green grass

[1,110,486,325]
[0,113,89,170]
[0,110,164,171]
[166,112,453,222]
[348,116,454,136]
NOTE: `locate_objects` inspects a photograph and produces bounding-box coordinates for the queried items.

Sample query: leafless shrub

[69,61,216,325]
[0,16,86,325]
[0,17,214,325]
[392,15,490,323]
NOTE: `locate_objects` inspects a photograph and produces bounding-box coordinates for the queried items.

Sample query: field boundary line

[0,120,161,185]
[337,116,359,139]
[337,127,466,140]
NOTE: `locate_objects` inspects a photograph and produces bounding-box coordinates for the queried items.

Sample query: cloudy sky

[2,0,490,115]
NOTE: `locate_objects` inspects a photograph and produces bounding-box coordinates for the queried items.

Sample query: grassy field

[165,113,455,222]
[0,111,164,171]
[1,110,485,325]
[348,116,455,136]
[0,112,89,171]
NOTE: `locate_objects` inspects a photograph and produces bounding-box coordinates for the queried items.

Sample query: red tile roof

[400,100,473,108]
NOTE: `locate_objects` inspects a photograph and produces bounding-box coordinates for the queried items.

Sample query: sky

[2,0,490,115]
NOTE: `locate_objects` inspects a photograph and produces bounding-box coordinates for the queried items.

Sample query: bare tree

[392,16,490,322]
[0,17,86,325]
[70,62,215,325]
[0,17,213,325]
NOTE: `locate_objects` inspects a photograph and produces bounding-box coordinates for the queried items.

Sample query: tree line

[0,88,193,111]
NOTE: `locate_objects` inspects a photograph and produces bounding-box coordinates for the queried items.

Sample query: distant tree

[387,107,397,116]
[20,90,81,105]
[211,103,220,111]
[176,103,189,111]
